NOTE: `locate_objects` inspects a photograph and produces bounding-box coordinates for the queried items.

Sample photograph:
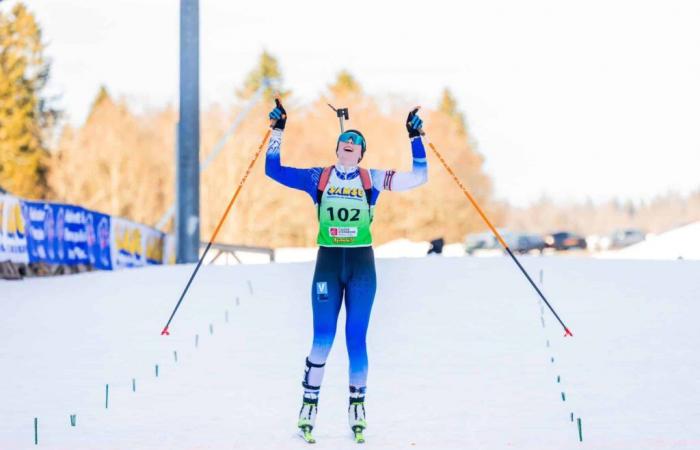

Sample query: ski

[298,426,316,444]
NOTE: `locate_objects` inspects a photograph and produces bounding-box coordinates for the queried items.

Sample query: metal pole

[156,83,268,230]
[176,0,200,263]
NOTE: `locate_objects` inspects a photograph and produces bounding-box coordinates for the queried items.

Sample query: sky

[16,0,700,206]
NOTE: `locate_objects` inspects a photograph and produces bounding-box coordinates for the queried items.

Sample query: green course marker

[174,350,178,363]
[155,364,159,377]
[570,412,574,422]
[561,392,566,401]
[557,375,561,383]
[577,417,583,441]
[70,414,76,427]
[34,417,38,445]
[105,384,109,409]
[132,378,136,392]
[209,323,214,335]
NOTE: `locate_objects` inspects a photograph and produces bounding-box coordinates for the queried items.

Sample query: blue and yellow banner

[0,193,172,271]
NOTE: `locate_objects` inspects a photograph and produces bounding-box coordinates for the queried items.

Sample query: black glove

[406,107,423,138]
[268,98,287,130]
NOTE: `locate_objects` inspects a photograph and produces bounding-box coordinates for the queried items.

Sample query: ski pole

[424,133,573,337]
[160,116,281,336]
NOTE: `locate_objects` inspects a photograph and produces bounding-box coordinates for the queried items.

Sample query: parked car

[465,232,499,255]
[610,228,645,249]
[502,232,546,255]
[544,231,587,251]
[519,233,546,254]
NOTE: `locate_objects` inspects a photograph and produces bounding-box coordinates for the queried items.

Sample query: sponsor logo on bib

[329,227,358,238]
[327,186,365,199]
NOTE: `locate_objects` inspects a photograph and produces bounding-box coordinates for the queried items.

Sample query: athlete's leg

[303,247,343,390]
[298,247,344,432]
[344,247,377,388]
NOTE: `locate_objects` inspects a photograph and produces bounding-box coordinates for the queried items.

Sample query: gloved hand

[269,98,287,130]
[406,107,423,138]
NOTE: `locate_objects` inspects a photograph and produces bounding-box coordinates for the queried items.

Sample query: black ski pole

[425,133,573,337]
[161,114,281,335]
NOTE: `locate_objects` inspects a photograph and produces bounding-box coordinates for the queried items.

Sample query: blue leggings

[304,246,377,390]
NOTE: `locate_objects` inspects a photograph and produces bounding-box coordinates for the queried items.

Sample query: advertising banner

[23,201,88,265]
[85,209,112,270]
[163,234,177,265]
[0,194,29,264]
[110,218,165,269]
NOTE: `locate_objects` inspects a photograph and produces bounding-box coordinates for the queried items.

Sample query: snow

[599,222,700,260]
[374,239,430,258]
[276,239,463,262]
[1,256,700,449]
[274,247,318,263]
[442,243,466,257]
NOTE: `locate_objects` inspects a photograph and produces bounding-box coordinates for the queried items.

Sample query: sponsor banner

[0,194,29,263]
[163,234,177,265]
[0,194,4,261]
[22,201,89,265]
[110,218,165,269]
[84,209,112,270]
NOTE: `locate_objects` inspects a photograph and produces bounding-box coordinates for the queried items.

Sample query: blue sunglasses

[338,131,365,147]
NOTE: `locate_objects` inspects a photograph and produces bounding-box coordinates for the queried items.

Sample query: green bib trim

[316,167,373,247]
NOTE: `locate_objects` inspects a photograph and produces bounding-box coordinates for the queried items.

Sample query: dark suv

[544,231,587,251]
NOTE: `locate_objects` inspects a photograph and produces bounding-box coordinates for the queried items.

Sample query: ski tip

[564,328,573,337]
[160,327,170,336]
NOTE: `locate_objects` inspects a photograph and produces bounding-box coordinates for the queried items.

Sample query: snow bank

[599,222,700,260]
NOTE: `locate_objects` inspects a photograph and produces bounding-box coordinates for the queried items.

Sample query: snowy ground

[1,256,699,449]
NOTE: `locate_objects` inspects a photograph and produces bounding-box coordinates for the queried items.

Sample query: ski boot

[298,393,318,444]
[298,358,325,443]
[348,386,367,444]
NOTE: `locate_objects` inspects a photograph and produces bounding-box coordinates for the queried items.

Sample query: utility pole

[176,0,200,263]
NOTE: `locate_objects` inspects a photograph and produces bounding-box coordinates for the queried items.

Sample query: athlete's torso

[317,168,374,248]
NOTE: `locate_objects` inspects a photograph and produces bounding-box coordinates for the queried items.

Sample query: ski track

[1,256,699,449]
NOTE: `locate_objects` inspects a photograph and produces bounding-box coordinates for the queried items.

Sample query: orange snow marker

[424,132,573,337]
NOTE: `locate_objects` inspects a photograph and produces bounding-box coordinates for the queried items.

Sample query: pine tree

[329,70,361,97]
[238,50,284,100]
[438,88,467,136]
[0,3,56,198]
[86,85,111,120]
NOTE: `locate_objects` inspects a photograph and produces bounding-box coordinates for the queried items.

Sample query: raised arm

[265,99,320,200]
[370,108,428,192]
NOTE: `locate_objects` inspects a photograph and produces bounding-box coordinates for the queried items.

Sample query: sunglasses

[338,131,365,147]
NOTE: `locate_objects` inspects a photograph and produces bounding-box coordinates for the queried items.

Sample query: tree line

[2,3,698,250]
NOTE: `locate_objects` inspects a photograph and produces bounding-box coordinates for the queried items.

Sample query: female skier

[265,99,428,443]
